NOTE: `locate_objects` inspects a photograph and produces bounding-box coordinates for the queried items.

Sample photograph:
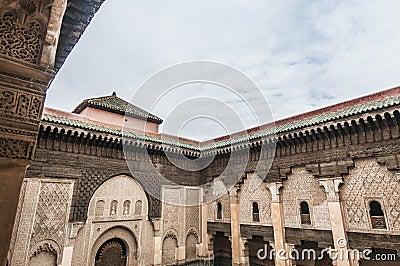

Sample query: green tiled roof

[44,95,399,151]
[73,92,163,124]
[203,95,400,150]
[42,113,199,150]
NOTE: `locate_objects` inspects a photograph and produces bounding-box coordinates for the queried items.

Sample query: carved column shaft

[229,186,242,266]
[267,182,287,266]
[319,177,352,266]
[199,201,209,257]
[152,219,162,266]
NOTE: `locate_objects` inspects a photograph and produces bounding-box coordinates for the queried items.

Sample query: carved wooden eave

[54,0,105,71]
[37,123,202,159]
[207,108,400,160]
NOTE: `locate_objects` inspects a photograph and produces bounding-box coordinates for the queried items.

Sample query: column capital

[319,177,343,202]
[266,182,284,202]
[150,218,162,235]
[228,185,240,204]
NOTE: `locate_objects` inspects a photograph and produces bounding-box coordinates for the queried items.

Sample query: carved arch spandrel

[71,172,160,222]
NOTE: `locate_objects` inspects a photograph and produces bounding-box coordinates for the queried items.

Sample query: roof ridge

[72,93,163,124]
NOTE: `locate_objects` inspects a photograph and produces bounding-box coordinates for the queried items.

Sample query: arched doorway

[185,230,199,262]
[213,232,232,265]
[95,238,127,266]
[162,232,178,265]
[28,251,57,266]
[89,227,138,266]
[28,241,59,266]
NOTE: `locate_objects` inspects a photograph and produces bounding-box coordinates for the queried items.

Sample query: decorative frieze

[0,136,33,159]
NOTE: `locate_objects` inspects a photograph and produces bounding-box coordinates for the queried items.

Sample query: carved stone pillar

[319,177,351,266]
[229,185,242,266]
[199,201,209,257]
[207,233,214,261]
[285,243,296,266]
[266,182,293,266]
[61,246,73,266]
[267,182,285,265]
[9,178,41,266]
[240,237,250,266]
[176,245,186,264]
[0,0,68,264]
[152,219,162,266]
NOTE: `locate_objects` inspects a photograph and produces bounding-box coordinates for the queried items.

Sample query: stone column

[61,246,73,266]
[199,202,209,257]
[319,177,351,266]
[152,219,162,266]
[286,243,297,266]
[176,245,185,264]
[0,160,29,264]
[10,179,41,265]
[207,233,215,261]
[240,237,250,266]
[229,186,242,266]
[266,182,292,266]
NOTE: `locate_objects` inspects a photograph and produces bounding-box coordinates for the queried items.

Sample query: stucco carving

[282,168,331,229]
[342,158,400,232]
[240,173,272,225]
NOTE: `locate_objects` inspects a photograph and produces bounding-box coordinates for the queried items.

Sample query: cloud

[47,0,400,140]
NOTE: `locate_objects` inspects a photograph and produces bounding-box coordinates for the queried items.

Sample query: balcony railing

[252,213,260,222]
[301,214,311,225]
[371,216,386,229]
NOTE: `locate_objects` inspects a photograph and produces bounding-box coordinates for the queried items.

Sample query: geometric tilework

[239,173,272,225]
[342,159,400,232]
[30,182,70,250]
[282,167,331,229]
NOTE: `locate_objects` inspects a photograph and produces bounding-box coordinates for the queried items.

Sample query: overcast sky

[47,0,400,140]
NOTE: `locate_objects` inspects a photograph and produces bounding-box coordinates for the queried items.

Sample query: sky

[47,0,400,140]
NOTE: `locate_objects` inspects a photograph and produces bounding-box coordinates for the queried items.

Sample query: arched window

[134,200,142,215]
[216,202,222,220]
[110,200,118,215]
[252,202,260,222]
[369,200,386,229]
[95,200,105,216]
[123,200,130,215]
[300,201,311,225]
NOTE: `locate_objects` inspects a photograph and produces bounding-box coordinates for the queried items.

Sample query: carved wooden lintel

[377,154,400,170]
[306,160,354,178]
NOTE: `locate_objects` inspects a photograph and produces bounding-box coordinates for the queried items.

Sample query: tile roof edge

[204,86,400,145]
[42,86,400,150]
[42,109,201,150]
